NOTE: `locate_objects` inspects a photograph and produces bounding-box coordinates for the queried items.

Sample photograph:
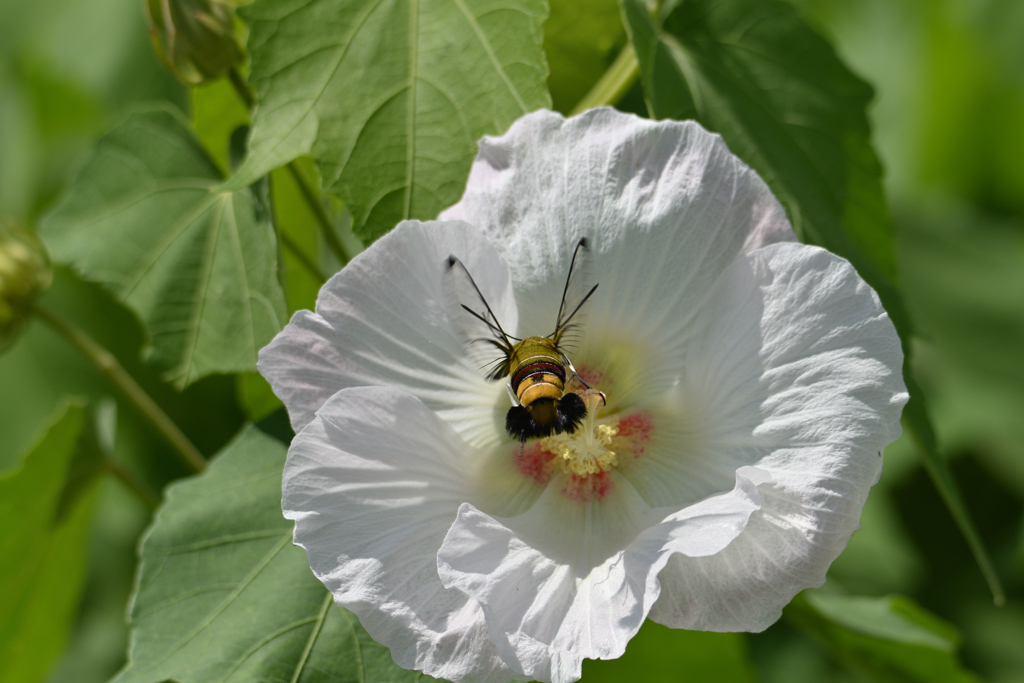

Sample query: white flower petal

[441,108,795,400]
[436,467,770,683]
[640,241,908,630]
[283,386,514,683]
[269,106,910,681]
[651,478,861,632]
[259,220,514,445]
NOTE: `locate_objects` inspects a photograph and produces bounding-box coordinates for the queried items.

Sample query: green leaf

[54,400,112,522]
[545,0,626,114]
[913,3,1024,214]
[41,105,287,389]
[786,592,980,683]
[581,620,755,683]
[823,483,924,596]
[622,0,897,284]
[235,372,285,422]
[621,0,1004,605]
[197,73,339,311]
[191,78,251,174]
[226,0,551,242]
[0,402,99,683]
[114,423,433,683]
[898,204,1024,494]
[268,162,334,313]
[15,55,104,142]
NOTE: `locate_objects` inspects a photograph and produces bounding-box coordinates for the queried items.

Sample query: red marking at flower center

[516,442,557,484]
[618,411,653,439]
[616,411,653,458]
[561,471,614,503]
[575,365,606,389]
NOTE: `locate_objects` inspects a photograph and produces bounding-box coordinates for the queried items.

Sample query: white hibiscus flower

[259,108,908,683]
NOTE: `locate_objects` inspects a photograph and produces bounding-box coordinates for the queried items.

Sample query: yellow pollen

[541,392,618,477]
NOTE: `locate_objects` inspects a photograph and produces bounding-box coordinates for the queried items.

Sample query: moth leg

[562,355,606,406]
[562,354,589,387]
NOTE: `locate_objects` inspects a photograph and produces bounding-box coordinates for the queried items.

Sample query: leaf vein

[448,0,529,113]
[153,528,289,554]
[176,195,228,386]
[403,0,420,220]
[248,0,388,175]
[288,592,334,683]
[119,194,222,298]
[142,532,292,673]
[224,193,259,363]
[217,615,322,683]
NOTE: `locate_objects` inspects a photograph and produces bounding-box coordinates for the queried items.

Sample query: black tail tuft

[557,392,587,434]
[505,393,589,442]
[506,405,533,442]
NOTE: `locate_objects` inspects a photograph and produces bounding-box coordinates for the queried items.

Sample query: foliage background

[0,0,1022,681]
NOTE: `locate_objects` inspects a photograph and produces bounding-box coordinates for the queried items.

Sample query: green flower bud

[0,222,52,348]
[146,0,245,85]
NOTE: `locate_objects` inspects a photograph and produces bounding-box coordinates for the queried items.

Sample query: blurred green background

[1,0,1022,681]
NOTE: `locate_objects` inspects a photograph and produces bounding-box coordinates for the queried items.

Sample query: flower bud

[146,0,245,85]
[0,222,52,348]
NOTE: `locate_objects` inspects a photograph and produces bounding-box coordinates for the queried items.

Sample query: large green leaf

[114,422,433,683]
[912,1,1024,214]
[620,0,1004,604]
[190,79,250,175]
[621,0,898,286]
[545,0,625,114]
[190,83,348,312]
[226,0,551,242]
[898,203,1024,494]
[786,592,979,683]
[41,105,287,389]
[581,620,754,683]
[0,402,99,683]
[0,0,186,223]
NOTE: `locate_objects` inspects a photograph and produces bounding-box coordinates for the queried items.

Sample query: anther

[541,392,618,477]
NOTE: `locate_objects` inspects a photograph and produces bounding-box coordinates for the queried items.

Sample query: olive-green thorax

[508,336,566,408]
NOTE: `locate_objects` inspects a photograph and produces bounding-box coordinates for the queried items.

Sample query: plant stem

[33,304,207,473]
[104,457,160,511]
[228,67,254,110]
[226,67,351,266]
[570,44,641,116]
[284,161,351,265]
[906,420,1005,606]
[278,229,328,284]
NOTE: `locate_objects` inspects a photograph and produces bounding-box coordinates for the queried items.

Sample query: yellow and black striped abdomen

[505,336,588,442]
[508,337,565,408]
